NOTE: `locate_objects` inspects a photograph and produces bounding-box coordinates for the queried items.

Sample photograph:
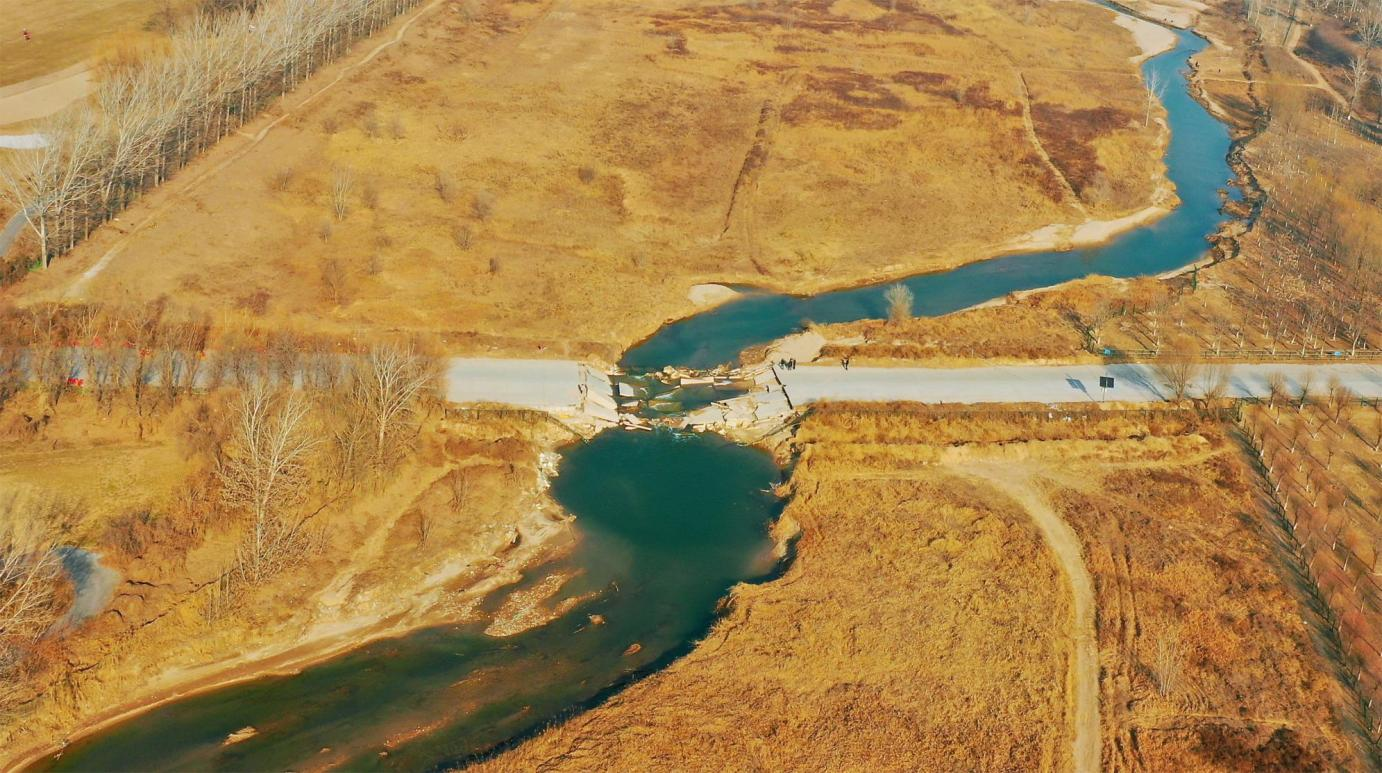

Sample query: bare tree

[1145,69,1166,128]
[1063,297,1115,351]
[1297,370,1316,409]
[1153,631,1181,697]
[1268,372,1287,410]
[0,490,71,675]
[320,257,349,306]
[347,343,438,470]
[217,383,321,585]
[1154,337,1201,400]
[330,166,355,220]
[883,284,914,325]
[1346,54,1371,113]
[0,108,102,265]
[1327,377,1356,421]
[0,0,429,266]
[1202,364,1233,402]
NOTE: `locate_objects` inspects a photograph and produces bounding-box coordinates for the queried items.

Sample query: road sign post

[1099,375,1115,401]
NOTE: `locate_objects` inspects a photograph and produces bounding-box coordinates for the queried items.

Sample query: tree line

[0,0,425,273]
[0,301,443,694]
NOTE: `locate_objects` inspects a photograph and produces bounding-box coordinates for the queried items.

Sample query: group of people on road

[775,356,852,370]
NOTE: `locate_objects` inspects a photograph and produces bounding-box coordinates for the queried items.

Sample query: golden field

[8,0,1168,359]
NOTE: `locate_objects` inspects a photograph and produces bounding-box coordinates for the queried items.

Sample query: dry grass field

[8,0,1167,359]
[0,0,186,87]
[817,297,1092,365]
[480,405,1359,771]
[0,389,574,763]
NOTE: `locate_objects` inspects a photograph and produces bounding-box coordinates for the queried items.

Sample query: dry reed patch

[479,427,1072,771]
[8,0,1163,359]
[1040,422,1357,770]
[817,304,1087,365]
[793,406,1357,769]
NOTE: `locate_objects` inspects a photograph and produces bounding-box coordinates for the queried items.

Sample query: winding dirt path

[958,463,1100,773]
[1012,69,1089,217]
[1281,17,1349,111]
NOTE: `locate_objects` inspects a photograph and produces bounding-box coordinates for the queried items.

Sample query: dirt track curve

[961,464,1101,773]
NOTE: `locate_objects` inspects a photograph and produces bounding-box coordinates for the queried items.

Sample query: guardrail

[1107,348,1382,362]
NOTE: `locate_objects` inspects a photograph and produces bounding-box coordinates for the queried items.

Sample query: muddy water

[622,25,1238,371]
[36,431,781,771]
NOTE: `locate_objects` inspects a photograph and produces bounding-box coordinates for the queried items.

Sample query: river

[622,24,1237,371]
[30,7,1237,770]
[37,431,781,770]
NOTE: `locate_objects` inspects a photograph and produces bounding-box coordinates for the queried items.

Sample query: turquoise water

[622,27,1237,371]
[37,431,781,771]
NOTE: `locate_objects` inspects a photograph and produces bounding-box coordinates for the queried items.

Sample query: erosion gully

[33,8,1236,770]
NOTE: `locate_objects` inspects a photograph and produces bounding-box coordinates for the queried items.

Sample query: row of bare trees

[214,342,437,591]
[1243,398,1382,743]
[0,0,423,268]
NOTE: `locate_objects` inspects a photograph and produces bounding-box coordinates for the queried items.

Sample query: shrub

[884,283,914,324]
[434,170,456,202]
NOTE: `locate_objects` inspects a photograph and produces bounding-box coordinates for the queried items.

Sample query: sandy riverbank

[1113,8,1180,62]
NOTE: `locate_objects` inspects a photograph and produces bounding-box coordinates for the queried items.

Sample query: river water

[622,26,1236,371]
[39,431,781,770]
[33,10,1236,771]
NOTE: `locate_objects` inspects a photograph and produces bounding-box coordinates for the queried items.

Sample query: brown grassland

[7,0,1167,359]
[0,386,576,762]
[0,0,190,87]
[478,405,1359,771]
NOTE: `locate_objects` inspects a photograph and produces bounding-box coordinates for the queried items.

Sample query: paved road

[774,362,1382,405]
[0,206,26,259]
[445,358,588,408]
[443,358,1382,410]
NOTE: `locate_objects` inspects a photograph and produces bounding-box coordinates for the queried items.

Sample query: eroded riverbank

[27,430,783,771]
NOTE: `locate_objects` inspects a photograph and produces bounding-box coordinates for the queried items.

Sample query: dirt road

[0,63,91,126]
[959,464,1100,773]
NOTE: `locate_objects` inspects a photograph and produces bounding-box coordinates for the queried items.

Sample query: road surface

[443,358,1382,410]
[774,362,1382,405]
[445,358,589,409]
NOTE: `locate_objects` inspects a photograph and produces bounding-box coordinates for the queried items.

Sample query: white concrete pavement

[443,358,1382,413]
[445,358,588,409]
[774,362,1382,405]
